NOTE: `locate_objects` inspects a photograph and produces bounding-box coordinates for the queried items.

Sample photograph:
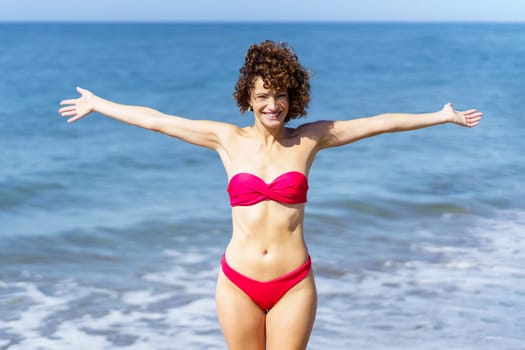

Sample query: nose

[267,96,278,110]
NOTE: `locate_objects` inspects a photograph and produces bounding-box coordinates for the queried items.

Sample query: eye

[277,93,288,101]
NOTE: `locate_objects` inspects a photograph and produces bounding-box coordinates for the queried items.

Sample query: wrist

[91,94,102,113]
[439,103,455,124]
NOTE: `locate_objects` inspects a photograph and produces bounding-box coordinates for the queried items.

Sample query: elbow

[142,113,167,132]
[374,114,413,134]
[146,120,162,132]
[370,115,392,134]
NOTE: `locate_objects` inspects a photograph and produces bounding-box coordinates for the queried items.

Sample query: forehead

[251,76,285,93]
[252,76,269,92]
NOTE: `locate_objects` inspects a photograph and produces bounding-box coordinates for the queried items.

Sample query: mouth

[262,111,282,121]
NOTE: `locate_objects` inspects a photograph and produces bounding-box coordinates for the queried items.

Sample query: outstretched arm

[59,87,234,150]
[314,103,482,149]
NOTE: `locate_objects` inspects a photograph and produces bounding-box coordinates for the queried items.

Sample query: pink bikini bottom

[221,254,311,312]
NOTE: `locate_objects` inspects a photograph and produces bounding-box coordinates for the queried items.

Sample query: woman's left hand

[59,86,95,123]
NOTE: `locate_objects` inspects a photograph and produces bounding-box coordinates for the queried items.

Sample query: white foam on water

[0,246,225,349]
[1,290,223,349]
[122,289,172,306]
[0,280,115,349]
[2,210,523,349]
[142,248,220,295]
[1,280,82,334]
[309,209,525,350]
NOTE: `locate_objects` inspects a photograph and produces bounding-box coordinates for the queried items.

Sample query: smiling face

[234,41,311,123]
[249,76,290,128]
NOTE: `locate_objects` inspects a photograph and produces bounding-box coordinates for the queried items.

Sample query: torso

[217,125,320,280]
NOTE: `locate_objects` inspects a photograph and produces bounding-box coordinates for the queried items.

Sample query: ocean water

[1,22,524,349]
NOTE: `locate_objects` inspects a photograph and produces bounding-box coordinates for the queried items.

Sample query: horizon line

[1,19,524,24]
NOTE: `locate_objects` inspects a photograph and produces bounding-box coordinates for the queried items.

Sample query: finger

[59,106,77,116]
[59,106,75,113]
[60,98,78,106]
[466,113,482,120]
[465,116,481,123]
[468,117,482,124]
[467,113,482,119]
[76,86,90,95]
[461,109,483,117]
[61,110,78,117]
[467,117,482,127]
[59,109,77,117]
[67,115,83,123]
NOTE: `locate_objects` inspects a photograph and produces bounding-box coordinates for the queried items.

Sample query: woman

[59,40,482,350]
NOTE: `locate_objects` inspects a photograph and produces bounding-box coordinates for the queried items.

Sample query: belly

[226,202,309,280]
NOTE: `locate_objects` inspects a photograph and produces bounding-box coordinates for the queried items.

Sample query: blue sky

[1,0,524,22]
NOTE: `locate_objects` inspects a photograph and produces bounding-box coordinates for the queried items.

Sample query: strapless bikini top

[227,171,308,206]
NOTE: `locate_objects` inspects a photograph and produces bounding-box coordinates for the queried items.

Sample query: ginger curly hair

[233,40,311,123]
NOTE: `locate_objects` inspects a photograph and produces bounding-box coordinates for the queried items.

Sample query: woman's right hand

[59,86,95,123]
[441,102,483,128]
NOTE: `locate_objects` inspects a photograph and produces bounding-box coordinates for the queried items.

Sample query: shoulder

[292,120,335,137]
[214,122,251,146]
[290,120,337,146]
[206,120,242,138]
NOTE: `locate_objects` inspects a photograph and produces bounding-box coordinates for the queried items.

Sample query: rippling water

[1,22,524,349]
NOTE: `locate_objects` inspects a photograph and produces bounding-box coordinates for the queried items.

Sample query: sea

[1,22,524,349]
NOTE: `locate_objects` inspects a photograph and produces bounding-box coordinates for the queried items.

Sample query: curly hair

[233,40,311,123]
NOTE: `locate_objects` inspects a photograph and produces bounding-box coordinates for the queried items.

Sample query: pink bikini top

[227,171,308,206]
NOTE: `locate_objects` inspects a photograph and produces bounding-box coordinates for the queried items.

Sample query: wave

[310,209,525,349]
[1,209,524,349]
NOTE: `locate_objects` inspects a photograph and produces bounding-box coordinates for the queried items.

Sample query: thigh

[216,270,266,350]
[265,273,317,350]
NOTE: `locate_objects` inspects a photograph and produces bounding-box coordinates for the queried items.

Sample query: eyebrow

[255,91,287,96]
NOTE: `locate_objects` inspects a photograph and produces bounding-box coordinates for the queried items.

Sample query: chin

[262,118,285,128]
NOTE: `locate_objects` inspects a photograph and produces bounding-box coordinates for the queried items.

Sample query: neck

[252,120,287,148]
